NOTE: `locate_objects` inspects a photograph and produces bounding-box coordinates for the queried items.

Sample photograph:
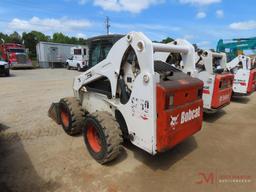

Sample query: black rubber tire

[83,111,123,164]
[66,63,71,70]
[5,69,10,76]
[59,97,85,136]
[77,64,81,71]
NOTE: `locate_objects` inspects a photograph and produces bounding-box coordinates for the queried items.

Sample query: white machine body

[155,42,234,112]
[226,55,256,95]
[72,32,203,154]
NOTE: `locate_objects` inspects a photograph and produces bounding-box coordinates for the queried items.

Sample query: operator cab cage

[87,34,124,69]
[226,55,253,72]
[196,50,227,74]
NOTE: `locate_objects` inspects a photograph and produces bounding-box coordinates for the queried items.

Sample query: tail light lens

[165,95,174,109]
[198,88,203,98]
[169,96,174,106]
[228,79,233,87]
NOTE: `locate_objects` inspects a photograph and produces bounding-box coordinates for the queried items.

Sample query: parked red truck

[0,43,33,68]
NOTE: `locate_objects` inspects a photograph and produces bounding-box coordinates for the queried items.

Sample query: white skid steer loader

[155,40,234,113]
[49,32,204,164]
[226,55,256,96]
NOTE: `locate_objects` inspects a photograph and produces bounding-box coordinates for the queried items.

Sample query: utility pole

[105,16,110,35]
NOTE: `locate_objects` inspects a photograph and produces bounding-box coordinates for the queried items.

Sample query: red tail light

[203,89,210,94]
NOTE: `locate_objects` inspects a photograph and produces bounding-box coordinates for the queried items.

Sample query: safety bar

[211,52,224,57]
[153,43,189,54]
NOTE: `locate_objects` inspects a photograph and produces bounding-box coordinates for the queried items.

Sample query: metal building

[36,42,84,68]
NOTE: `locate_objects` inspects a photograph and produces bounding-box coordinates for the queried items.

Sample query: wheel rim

[60,109,69,128]
[86,123,102,153]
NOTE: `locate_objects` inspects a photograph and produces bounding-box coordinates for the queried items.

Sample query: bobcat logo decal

[170,115,179,127]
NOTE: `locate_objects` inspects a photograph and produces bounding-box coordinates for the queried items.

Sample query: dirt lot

[0,69,255,192]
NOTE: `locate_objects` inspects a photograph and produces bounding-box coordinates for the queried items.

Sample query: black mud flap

[48,103,61,124]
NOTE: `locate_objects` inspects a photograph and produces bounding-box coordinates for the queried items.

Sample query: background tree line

[0,31,173,59]
[0,31,87,59]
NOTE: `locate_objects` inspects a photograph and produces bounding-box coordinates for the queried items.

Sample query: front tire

[83,112,123,164]
[59,97,85,136]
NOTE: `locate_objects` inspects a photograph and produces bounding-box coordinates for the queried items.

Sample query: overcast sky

[0,0,255,49]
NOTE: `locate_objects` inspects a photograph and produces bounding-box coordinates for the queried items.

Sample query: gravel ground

[0,69,255,192]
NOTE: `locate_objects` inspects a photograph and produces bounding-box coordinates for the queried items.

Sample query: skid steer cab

[49,32,204,164]
[226,55,256,96]
[155,42,234,113]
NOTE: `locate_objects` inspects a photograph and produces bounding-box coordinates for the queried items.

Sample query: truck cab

[0,43,32,69]
[66,46,89,71]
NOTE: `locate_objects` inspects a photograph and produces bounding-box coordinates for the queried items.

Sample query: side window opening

[85,77,112,99]
[90,44,101,67]
[166,53,182,69]
[74,49,82,55]
[117,46,140,104]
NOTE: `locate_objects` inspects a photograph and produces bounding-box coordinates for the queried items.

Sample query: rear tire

[59,97,85,136]
[83,111,123,164]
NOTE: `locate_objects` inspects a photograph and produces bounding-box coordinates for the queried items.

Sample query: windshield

[8,48,25,53]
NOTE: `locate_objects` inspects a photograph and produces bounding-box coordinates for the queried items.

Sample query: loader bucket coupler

[48,102,61,124]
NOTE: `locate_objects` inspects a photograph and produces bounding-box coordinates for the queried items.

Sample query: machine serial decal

[131,97,150,120]
[84,72,92,80]
[219,95,230,103]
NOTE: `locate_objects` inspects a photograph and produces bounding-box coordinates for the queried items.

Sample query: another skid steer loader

[226,55,256,96]
[49,32,204,164]
[155,40,234,113]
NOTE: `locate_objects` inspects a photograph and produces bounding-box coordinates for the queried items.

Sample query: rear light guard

[219,78,233,90]
[165,88,202,110]
[198,88,203,98]
[165,94,174,109]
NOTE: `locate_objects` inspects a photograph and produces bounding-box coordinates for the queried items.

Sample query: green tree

[161,37,174,44]
[22,32,37,58]
[52,32,69,43]
[31,31,50,42]
[9,31,22,44]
